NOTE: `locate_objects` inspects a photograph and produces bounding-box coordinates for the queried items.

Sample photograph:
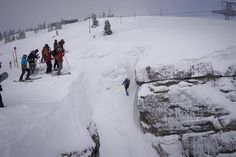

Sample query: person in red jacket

[45,51,52,73]
[56,39,65,75]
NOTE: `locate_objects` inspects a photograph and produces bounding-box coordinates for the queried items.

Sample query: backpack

[125,79,130,86]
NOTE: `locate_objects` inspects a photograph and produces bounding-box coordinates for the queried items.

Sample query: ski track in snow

[80,44,157,157]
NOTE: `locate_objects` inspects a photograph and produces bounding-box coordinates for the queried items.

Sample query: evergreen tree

[3,31,8,39]
[43,21,46,29]
[104,20,112,35]
[9,29,14,35]
[18,31,26,39]
[34,28,38,34]
[91,13,99,28]
[108,8,111,17]
[55,22,62,30]
[107,8,114,17]
[11,35,15,41]
[0,32,3,41]
[4,35,10,43]
[102,12,106,18]
[38,24,43,30]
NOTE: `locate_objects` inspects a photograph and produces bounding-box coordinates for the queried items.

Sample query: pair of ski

[51,72,71,76]
[13,77,42,83]
[13,71,71,83]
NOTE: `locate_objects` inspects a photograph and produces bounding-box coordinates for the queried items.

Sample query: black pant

[46,62,52,73]
[125,84,129,89]
[0,94,4,107]
[29,62,36,74]
[53,60,59,69]
[41,55,45,63]
[19,68,30,80]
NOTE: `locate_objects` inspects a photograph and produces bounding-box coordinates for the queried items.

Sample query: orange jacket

[42,47,50,56]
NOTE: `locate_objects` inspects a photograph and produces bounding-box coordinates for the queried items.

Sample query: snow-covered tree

[102,12,106,18]
[43,21,46,29]
[4,35,10,43]
[34,28,39,34]
[55,22,62,30]
[0,32,3,41]
[91,13,99,28]
[3,31,8,39]
[18,31,26,39]
[11,35,15,41]
[104,20,112,35]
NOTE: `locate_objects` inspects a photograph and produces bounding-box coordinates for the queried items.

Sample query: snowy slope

[0,16,236,157]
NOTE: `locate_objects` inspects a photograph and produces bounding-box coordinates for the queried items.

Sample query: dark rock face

[61,148,94,157]
[87,122,100,157]
[182,131,236,157]
[136,61,236,85]
[137,79,232,137]
[136,64,236,157]
[61,122,100,157]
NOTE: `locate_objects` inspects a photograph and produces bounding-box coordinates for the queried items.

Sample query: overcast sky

[0,0,229,32]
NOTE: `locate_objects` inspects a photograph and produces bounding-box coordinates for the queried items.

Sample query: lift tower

[212,1,236,20]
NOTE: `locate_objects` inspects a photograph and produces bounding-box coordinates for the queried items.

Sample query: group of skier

[0,38,131,108]
[19,39,65,81]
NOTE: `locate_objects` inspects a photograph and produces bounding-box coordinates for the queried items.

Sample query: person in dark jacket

[0,69,4,107]
[19,54,30,81]
[41,44,50,63]
[56,39,65,75]
[122,78,130,96]
[45,51,52,73]
[28,49,39,74]
[53,40,59,70]
[0,84,4,108]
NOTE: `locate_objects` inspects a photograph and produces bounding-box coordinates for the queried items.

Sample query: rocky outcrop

[136,49,236,85]
[136,63,236,85]
[87,122,100,157]
[135,50,236,157]
[182,131,236,157]
[61,122,100,157]
[136,77,236,157]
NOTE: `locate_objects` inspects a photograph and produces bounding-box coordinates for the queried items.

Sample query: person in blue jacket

[122,78,130,96]
[19,54,30,81]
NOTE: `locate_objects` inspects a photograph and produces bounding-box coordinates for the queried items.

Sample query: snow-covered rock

[182,131,236,157]
[137,79,234,136]
[136,47,236,84]
[136,49,236,157]
[61,122,100,157]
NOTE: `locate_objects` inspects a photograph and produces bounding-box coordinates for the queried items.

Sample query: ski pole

[14,47,19,69]
[64,54,70,70]
[12,50,16,67]
[63,45,70,70]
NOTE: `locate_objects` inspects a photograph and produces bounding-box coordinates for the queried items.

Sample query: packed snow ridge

[0,16,236,157]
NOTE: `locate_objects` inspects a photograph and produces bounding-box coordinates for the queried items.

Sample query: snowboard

[0,72,8,83]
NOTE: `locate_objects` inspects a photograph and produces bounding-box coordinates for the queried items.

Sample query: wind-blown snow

[0,16,236,157]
